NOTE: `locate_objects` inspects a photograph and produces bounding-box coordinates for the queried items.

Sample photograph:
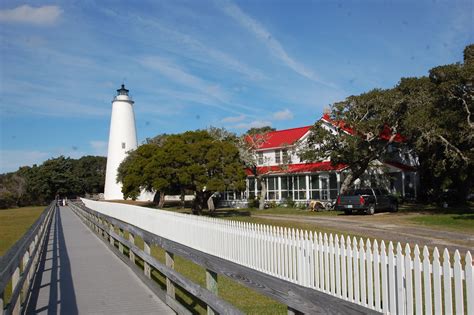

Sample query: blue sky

[0,0,472,173]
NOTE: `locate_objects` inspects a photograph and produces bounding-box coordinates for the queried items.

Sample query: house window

[275,150,281,164]
[248,178,256,199]
[258,152,263,165]
[310,175,320,199]
[266,177,279,200]
[281,176,293,199]
[282,149,289,164]
[295,175,307,200]
[122,142,126,149]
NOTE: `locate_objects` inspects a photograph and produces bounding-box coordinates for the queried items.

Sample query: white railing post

[453,250,464,314]
[423,246,433,315]
[432,248,442,315]
[466,251,473,315]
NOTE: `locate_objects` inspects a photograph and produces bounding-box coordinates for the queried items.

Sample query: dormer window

[258,152,263,165]
[275,150,281,164]
[282,149,289,164]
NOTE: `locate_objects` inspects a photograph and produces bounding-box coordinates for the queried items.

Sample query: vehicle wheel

[366,204,375,215]
[390,203,399,212]
[344,209,351,215]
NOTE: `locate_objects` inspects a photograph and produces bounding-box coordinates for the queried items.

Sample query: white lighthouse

[104,84,138,200]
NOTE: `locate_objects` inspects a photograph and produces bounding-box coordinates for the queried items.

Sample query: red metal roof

[321,113,406,143]
[246,162,347,176]
[247,126,311,150]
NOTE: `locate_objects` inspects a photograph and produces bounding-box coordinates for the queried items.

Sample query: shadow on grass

[399,202,474,215]
[207,209,252,218]
[453,214,474,220]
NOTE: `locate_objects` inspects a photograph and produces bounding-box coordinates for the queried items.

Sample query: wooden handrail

[0,202,56,315]
[71,201,379,315]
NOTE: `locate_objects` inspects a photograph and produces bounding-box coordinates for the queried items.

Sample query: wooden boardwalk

[24,206,174,315]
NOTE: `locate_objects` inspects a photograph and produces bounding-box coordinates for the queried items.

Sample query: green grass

[114,229,284,314]
[0,206,45,256]
[408,213,474,233]
[0,206,45,305]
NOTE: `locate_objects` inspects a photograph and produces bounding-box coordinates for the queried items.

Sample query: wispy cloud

[139,56,259,115]
[100,7,265,81]
[140,56,229,102]
[217,0,336,88]
[222,115,246,123]
[0,5,62,25]
[232,120,272,130]
[273,109,294,121]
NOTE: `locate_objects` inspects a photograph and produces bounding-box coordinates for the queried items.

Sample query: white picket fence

[81,199,473,314]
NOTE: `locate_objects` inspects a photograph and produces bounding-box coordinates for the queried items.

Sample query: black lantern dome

[117,84,129,96]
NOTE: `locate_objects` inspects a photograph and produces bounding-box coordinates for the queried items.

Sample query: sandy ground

[253,213,474,255]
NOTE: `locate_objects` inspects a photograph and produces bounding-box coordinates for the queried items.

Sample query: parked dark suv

[335,188,398,215]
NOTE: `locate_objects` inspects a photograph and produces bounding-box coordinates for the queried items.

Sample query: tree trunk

[340,166,368,194]
[258,176,267,210]
[158,191,166,208]
[180,189,185,209]
[192,191,203,215]
[340,173,354,194]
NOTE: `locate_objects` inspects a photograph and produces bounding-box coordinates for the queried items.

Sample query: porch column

[414,172,418,199]
[336,172,341,194]
[254,178,258,197]
[292,176,295,200]
[245,178,249,199]
[305,175,310,201]
[401,172,406,198]
[278,176,282,202]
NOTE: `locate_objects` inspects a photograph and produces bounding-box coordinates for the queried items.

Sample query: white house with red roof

[222,114,419,207]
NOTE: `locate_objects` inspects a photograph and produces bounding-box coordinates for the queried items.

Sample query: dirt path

[253,213,474,255]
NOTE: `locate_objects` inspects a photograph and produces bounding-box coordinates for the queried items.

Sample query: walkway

[24,206,174,315]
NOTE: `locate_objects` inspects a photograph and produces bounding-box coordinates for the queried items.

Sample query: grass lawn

[0,206,45,256]
[407,213,474,233]
[0,206,45,305]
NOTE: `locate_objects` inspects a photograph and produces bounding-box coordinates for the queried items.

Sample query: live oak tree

[239,127,275,210]
[299,88,406,193]
[397,45,473,200]
[300,44,473,200]
[118,130,246,214]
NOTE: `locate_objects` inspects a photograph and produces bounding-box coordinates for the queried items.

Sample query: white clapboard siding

[82,199,474,314]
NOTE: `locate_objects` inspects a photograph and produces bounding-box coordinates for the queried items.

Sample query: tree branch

[448,89,474,129]
[437,134,470,163]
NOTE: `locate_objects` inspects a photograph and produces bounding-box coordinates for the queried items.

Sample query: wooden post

[128,233,135,264]
[144,242,151,278]
[118,229,124,254]
[1,290,4,315]
[165,251,175,299]
[12,266,20,315]
[21,251,30,303]
[109,223,114,246]
[206,269,218,315]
